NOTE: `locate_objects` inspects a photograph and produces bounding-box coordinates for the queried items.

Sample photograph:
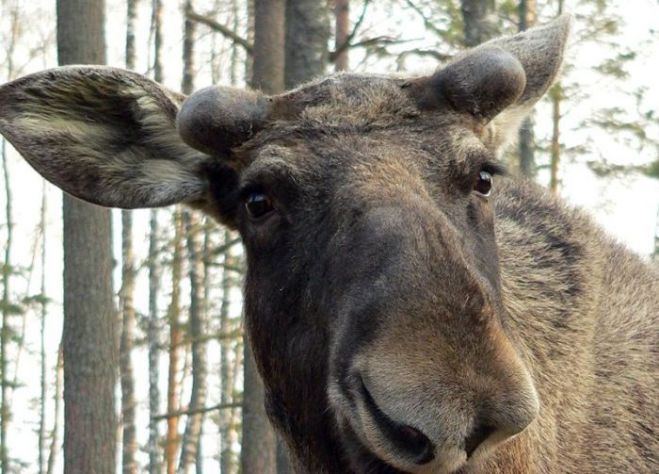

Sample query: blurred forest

[0,0,657,473]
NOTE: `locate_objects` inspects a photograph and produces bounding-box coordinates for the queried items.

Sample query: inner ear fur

[0,66,214,209]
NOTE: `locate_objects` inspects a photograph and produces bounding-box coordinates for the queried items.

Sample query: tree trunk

[461,0,498,47]
[178,211,207,474]
[241,3,285,473]
[57,1,118,473]
[166,210,184,474]
[46,347,63,474]
[549,0,563,194]
[1,5,19,471]
[517,0,537,177]
[38,184,48,474]
[148,2,164,472]
[334,0,350,72]
[549,83,562,193]
[284,0,330,88]
[120,1,139,472]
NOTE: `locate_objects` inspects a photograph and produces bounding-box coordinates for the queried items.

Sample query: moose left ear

[412,14,571,149]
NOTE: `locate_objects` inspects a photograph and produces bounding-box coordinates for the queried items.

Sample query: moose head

[0,16,571,473]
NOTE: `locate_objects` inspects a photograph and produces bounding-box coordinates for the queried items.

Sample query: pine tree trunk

[179,211,207,474]
[284,0,330,88]
[120,209,137,474]
[0,5,19,470]
[148,2,164,472]
[241,3,285,473]
[549,0,564,194]
[120,1,139,472]
[517,0,537,177]
[46,347,63,474]
[461,0,498,47]
[166,210,184,474]
[38,184,48,474]
[57,1,117,473]
[334,0,350,72]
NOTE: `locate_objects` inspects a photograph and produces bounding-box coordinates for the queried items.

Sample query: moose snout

[346,368,538,473]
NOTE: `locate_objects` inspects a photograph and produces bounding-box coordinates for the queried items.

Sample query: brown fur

[0,15,656,474]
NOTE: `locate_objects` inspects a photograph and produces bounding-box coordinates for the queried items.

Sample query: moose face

[0,16,570,474]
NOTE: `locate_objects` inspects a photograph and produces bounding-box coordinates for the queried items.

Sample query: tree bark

[517,0,537,177]
[241,3,286,472]
[120,1,139,472]
[148,3,164,472]
[38,184,48,474]
[461,0,498,47]
[285,0,330,88]
[178,211,208,474]
[57,1,118,473]
[334,0,350,71]
[166,210,184,474]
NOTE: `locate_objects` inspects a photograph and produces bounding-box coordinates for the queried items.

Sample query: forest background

[0,0,657,473]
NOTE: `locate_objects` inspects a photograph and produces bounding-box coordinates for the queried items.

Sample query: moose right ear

[0,66,223,210]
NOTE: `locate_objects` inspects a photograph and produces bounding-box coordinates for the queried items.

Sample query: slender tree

[334,0,350,71]
[549,0,564,193]
[38,184,48,474]
[0,5,20,471]
[284,0,330,88]
[178,5,209,470]
[166,210,184,474]
[241,2,285,472]
[57,0,118,472]
[461,0,498,47]
[147,1,164,473]
[517,0,537,177]
[119,1,139,473]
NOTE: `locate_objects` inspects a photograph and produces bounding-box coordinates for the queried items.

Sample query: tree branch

[153,402,243,421]
[330,0,371,62]
[187,10,253,55]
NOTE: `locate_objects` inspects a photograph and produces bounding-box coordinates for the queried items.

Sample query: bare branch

[153,402,243,421]
[187,10,253,55]
[330,0,371,62]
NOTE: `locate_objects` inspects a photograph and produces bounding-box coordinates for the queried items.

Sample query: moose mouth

[356,375,436,466]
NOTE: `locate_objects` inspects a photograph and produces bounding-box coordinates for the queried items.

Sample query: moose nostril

[464,422,496,458]
[357,376,435,465]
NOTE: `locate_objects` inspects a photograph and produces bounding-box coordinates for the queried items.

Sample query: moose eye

[474,170,493,196]
[245,192,274,219]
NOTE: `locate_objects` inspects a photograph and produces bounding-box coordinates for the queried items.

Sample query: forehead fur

[273,73,423,130]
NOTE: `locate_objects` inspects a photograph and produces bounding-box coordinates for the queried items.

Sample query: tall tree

[179,3,209,471]
[166,209,184,474]
[517,0,537,177]
[1,5,19,471]
[334,0,350,71]
[461,0,498,47]
[147,1,164,473]
[549,0,564,193]
[284,0,330,88]
[56,1,117,473]
[241,2,285,473]
[119,1,139,473]
[38,185,48,474]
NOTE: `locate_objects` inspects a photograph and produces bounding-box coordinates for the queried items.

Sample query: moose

[0,14,656,474]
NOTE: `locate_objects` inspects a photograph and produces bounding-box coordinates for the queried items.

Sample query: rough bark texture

[284,0,330,88]
[518,0,537,177]
[120,209,137,474]
[179,211,208,474]
[334,0,350,71]
[120,1,139,472]
[240,3,286,473]
[56,1,117,473]
[148,2,164,472]
[38,186,47,474]
[166,210,184,474]
[251,0,285,93]
[461,0,498,47]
